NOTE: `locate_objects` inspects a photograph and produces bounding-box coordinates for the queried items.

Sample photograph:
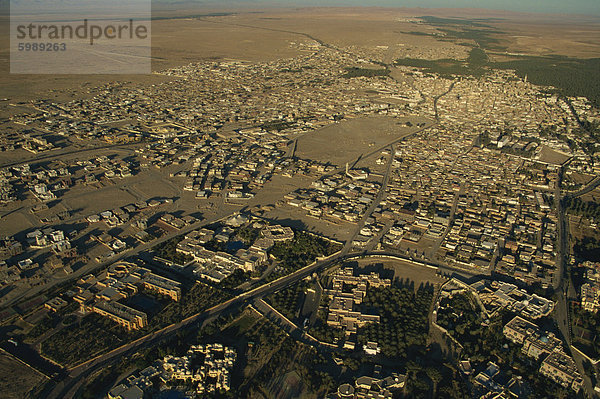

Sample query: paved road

[343,144,394,254]
[44,245,480,399]
[41,115,480,395]
[0,211,231,311]
[46,249,341,399]
[432,81,457,122]
[553,166,596,397]
[568,175,600,199]
[12,33,462,394]
[0,140,148,169]
[253,299,336,352]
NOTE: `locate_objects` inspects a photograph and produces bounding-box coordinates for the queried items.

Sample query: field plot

[62,186,138,217]
[245,174,315,209]
[151,18,303,69]
[579,187,600,203]
[0,351,46,399]
[263,205,355,242]
[295,116,428,166]
[537,145,571,165]
[566,171,596,187]
[353,257,445,288]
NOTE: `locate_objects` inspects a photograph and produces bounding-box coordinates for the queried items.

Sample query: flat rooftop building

[93,301,148,331]
[141,270,182,301]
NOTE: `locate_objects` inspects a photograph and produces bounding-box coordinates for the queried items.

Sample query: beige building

[539,351,583,392]
[580,262,600,312]
[503,316,538,345]
[325,268,390,335]
[521,332,562,361]
[261,225,294,242]
[93,301,148,330]
[139,270,182,301]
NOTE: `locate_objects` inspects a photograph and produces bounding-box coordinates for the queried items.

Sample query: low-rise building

[160,343,236,394]
[503,316,539,345]
[138,269,182,301]
[93,301,148,330]
[324,268,390,337]
[337,370,405,399]
[539,350,583,392]
[261,224,294,242]
[74,262,182,328]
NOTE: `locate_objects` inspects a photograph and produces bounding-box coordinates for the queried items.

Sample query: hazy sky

[164,0,600,16]
[7,0,599,16]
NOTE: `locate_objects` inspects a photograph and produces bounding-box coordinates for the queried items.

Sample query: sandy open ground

[0,351,46,399]
[1,7,599,104]
[353,257,446,288]
[538,145,572,165]
[295,115,428,166]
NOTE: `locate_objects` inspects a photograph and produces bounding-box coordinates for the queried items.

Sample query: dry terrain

[538,145,571,165]
[295,115,427,166]
[353,257,445,288]
[2,7,599,105]
[0,350,46,399]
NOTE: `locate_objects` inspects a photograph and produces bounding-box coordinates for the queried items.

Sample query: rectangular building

[93,301,148,330]
[539,351,583,392]
[503,315,539,345]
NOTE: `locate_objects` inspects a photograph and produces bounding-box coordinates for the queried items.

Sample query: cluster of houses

[27,228,73,254]
[284,172,381,229]
[9,94,145,143]
[1,228,76,282]
[176,224,293,283]
[336,367,406,399]
[468,360,533,398]
[578,261,600,312]
[108,343,236,399]
[434,68,598,158]
[1,154,141,209]
[2,130,53,154]
[3,27,599,314]
[370,123,560,287]
[435,278,554,325]
[155,47,418,134]
[85,200,184,260]
[469,279,554,320]
[160,343,236,394]
[277,158,335,179]
[0,231,78,296]
[0,156,150,302]
[0,168,17,204]
[175,137,286,200]
[324,268,390,350]
[504,315,583,392]
[71,261,181,330]
[86,199,171,228]
[434,278,580,395]
[4,162,66,205]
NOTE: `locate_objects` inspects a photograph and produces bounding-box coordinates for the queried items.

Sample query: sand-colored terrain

[2,7,599,105]
[538,145,571,165]
[353,257,445,288]
[295,115,430,166]
[0,351,46,399]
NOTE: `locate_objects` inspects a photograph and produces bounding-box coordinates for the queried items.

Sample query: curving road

[44,246,479,399]
[0,140,149,169]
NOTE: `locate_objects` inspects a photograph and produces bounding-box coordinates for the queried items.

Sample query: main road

[552,165,596,398]
[0,139,151,169]
[40,117,450,398]
[45,245,479,399]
